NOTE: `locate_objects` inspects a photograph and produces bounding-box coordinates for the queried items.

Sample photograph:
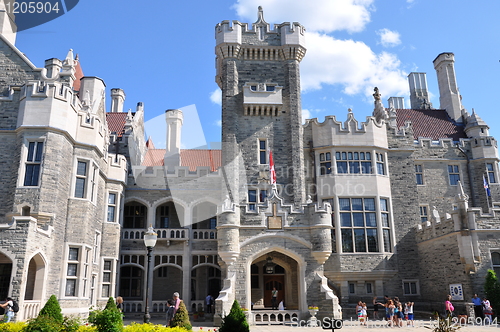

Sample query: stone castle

[0,5,499,323]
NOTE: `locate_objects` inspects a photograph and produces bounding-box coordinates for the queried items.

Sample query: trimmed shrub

[218,300,249,332]
[123,323,190,331]
[104,297,118,311]
[0,321,27,332]
[24,314,62,332]
[39,295,64,324]
[170,301,192,330]
[87,297,123,332]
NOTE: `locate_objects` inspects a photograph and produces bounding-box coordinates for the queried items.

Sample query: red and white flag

[269,150,276,186]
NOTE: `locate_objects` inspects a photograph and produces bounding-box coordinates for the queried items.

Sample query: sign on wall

[449,283,463,300]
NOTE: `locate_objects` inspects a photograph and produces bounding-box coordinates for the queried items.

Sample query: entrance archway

[0,253,12,300]
[25,253,45,300]
[249,251,299,310]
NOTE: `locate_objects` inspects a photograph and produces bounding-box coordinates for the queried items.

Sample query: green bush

[104,297,118,311]
[218,300,249,332]
[484,269,500,317]
[87,297,123,332]
[38,295,64,324]
[77,325,97,332]
[170,301,191,331]
[24,314,63,332]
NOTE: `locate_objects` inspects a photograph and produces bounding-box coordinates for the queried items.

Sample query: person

[116,296,124,312]
[205,294,213,314]
[271,287,278,310]
[0,297,14,323]
[372,296,380,319]
[385,299,395,327]
[445,294,454,317]
[405,302,414,327]
[482,297,493,324]
[356,301,364,325]
[165,299,175,327]
[471,294,484,319]
[173,292,181,315]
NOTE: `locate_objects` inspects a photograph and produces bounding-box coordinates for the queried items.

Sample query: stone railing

[252,310,300,325]
[122,228,188,241]
[21,300,41,320]
[192,230,217,240]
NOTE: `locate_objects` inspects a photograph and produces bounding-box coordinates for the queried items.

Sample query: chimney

[110,88,126,113]
[433,52,463,122]
[408,72,432,109]
[164,109,183,169]
[44,58,62,79]
[388,97,404,109]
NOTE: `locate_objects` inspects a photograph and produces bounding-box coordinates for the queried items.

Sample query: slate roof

[394,108,466,141]
[106,112,131,137]
[142,149,222,171]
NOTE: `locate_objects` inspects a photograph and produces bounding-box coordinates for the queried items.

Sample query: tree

[218,300,249,332]
[170,301,192,330]
[87,297,123,332]
[484,269,500,317]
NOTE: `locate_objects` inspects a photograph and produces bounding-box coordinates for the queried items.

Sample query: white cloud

[233,0,374,33]
[302,109,311,124]
[300,32,408,99]
[377,28,401,47]
[210,88,222,105]
[215,119,222,127]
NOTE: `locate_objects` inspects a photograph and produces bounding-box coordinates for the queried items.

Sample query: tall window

[119,266,142,298]
[491,251,500,276]
[157,205,169,228]
[24,141,44,186]
[259,139,267,164]
[339,198,378,252]
[376,153,385,175]
[419,206,428,223]
[107,193,117,222]
[124,203,146,228]
[415,164,424,185]
[486,163,497,183]
[248,190,257,211]
[101,260,112,298]
[319,152,332,175]
[380,198,392,252]
[335,151,372,174]
[65,248,79,296]
[448,165,460,185]
[75,161,88,198]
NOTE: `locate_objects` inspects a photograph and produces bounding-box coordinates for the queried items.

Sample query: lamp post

[143,225,157,323]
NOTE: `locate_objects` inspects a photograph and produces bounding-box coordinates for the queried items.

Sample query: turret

[44,58,62,80]
[465,110,489,137]
[387,97,404,109]
[433,53,463,122]
[110,88,126,113]
[164,109,183,169]
[408,72,432,109]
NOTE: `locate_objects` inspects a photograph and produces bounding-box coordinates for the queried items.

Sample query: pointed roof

[142,149,221,172]
[73,54,84,92]
[465,109,488,131]
[394,108,466,140]
[146,136,155,149]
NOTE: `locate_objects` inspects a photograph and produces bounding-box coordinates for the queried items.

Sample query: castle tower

[164,108,183,169]
[110,88,126,113]
[215,6,306,206]
[433,52,463,122]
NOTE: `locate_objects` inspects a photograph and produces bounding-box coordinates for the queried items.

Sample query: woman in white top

[0,297,14,323]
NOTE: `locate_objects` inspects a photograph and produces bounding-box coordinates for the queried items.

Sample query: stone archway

[249,251,300,310]
[25,253,45,301]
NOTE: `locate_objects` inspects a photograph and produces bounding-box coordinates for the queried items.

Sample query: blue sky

[15,0,500,149]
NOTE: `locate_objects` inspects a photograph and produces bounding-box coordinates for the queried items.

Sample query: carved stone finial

[256,6,266,24]
[348,108,352,113]
[373,87,381,101]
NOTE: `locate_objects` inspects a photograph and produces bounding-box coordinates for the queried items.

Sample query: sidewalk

[124,316,499,331]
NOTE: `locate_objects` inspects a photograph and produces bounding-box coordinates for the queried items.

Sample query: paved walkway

[124,317,499,331]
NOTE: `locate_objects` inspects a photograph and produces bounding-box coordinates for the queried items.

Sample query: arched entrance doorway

[25,253,45,301]
[250,251,299,310]
[0,252,12,300]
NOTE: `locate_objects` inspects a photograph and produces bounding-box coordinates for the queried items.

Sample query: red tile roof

[142,149,222,172]
[106,112,131,137]
[394,109,466,141]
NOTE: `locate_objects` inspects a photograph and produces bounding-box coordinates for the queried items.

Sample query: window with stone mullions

[24,141,44,186]
[259,139,267,164]
[107,193,117,222]
[65,247,79,297]
[74,161,87,198]
[376,153,385,175]
[415,164,424,185]
[491,251,500,276]
[319,152,332,175]
[124,203,146,228]
[380,198,391,252]
[486,163,497,183]
[448,165,460,185]
[339,198,378,252]
[336,151,372,174]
